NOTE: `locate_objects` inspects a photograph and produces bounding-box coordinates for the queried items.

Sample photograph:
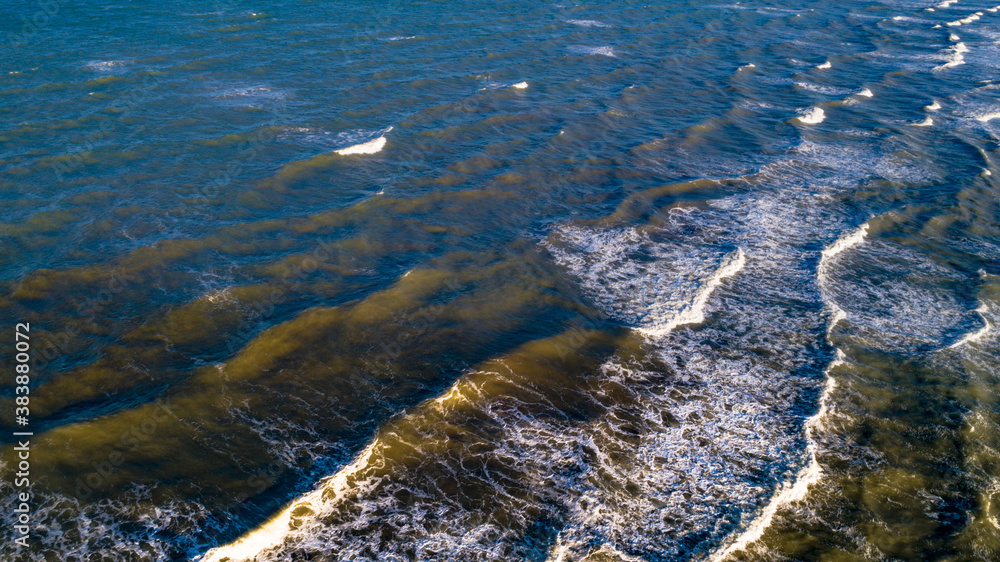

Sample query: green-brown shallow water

[2,0,1000,560]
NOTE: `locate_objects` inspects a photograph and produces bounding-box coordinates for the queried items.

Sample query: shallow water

[2,0,999,560]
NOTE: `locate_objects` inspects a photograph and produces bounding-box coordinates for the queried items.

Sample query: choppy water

[2,0,1000,560]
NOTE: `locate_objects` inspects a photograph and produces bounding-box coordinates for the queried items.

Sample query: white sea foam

[817,223,869,298]
[738,63,756,71]
[934,42,968,69]
[711,223,868,560]
[87,60,130,73]
[335,127,392,155]
[947,12,981,25]
[795,107,826,124]
[711,354,842,562]
[912,116,935,127]
[201,441,380,562]
[511,81,529,89]
[569,45,616,57]
[976,112,1000,122]
[566,19,609,27]
[795,82,853,95]
[637,248,746,339]
[926,100,942,111]
[949,303,991,348]
[857,88,874,97]
[949,33,961,41]
[817,60,832,69]
[937,0,960,7]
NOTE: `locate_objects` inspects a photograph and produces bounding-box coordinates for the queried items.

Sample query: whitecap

[511,81,529,89]
[926,100,942,111]
[934,41,968,70]
[948,271,995,350]
[200,441,381,562]
[568,45,616,57]
[636,248,747,339]
[795,107,826,124]
[86,60,130,73]
[816,60,832,69]
[912,116,934,127]
[566,19,609,27]
[336,127,392,155]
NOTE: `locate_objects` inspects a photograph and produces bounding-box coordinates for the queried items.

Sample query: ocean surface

[2,0,1000,560]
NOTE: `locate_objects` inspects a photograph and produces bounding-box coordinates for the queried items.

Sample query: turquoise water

[2,0,1000,560]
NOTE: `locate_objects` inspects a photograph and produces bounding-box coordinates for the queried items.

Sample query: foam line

[934,42,968,70]
[637,248,746,339]
[710,223,868,561]
[710,354,842,562]
[949,303,991,348]
[199,441,380,562]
